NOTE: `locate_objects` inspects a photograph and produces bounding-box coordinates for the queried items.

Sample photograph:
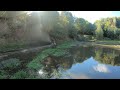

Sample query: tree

[116,17,120,28]
[95,24,103,40]
[74,18,95,35]
[74,18,86,34]
[39,11,59,33]
[59,11,77,40]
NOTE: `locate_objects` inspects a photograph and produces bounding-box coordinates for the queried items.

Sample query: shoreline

[94,44,120,50]
[0,41,120,56]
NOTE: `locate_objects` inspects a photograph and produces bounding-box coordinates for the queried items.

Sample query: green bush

[27,48,68,70]
[10,70,29,79]
[42,48,68,57]
[0,58,21,70]
[50,28,68,41]
[83,35,92,40]
[27,58,44,70]
[56,40,74,49]
[68,28,77,40]
[76,35,85,41]
[27,41,73,70]
[0,70,9,79]
[0,42,26,53]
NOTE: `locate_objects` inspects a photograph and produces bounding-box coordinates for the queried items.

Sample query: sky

[69,11,120,23]
[28,11,120,24]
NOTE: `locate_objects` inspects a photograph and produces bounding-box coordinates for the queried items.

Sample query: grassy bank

[95,40,120,45]
[0,40,120,79]
[0,40,76,79]
[94,40,120,50]
[1,39,119,53]
[27,40,76,70]
[0,42,27,53]
[0,41,51,53]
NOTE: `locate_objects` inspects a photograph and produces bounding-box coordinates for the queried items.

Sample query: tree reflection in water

[94,47,120,66]
[40,46,120,79]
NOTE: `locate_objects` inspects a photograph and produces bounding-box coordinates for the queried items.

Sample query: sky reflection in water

[46,46,120,79]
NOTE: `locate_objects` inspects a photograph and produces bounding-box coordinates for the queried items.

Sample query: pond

[0,44,120,79]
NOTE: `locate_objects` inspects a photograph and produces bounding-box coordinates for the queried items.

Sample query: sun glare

[26,11,43,15]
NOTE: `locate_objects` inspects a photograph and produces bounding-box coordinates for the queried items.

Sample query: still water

[0,45,120,79]
[40,46,120,79]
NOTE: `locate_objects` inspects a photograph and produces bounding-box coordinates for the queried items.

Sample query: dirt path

[0,44,52,60]
[0,41,120,60]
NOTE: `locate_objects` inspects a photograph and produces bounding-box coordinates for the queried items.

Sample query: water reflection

[93,64,110,73]
[41,46,120,79]
[94,47,120,66]
[0,44,120,79]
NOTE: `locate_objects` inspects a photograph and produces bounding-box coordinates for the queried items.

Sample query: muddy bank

[78,41,120,50]
[94,44,120,50]
[0,44,52,60]
[1,41,120,60]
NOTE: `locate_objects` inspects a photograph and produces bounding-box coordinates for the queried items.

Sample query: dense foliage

[0,11,95,47]
[94,17,120,40]
[0,11,120,79]
[0,11,120,51]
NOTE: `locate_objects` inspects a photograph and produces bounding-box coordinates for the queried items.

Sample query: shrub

[0,70,9,79]
[42,48,68,57]
[27,59,44,70]
[49,27,68,42]
[68,28,77,40]
[0,58,21,70]
[27,41,73,70]
[10,70,29,79]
